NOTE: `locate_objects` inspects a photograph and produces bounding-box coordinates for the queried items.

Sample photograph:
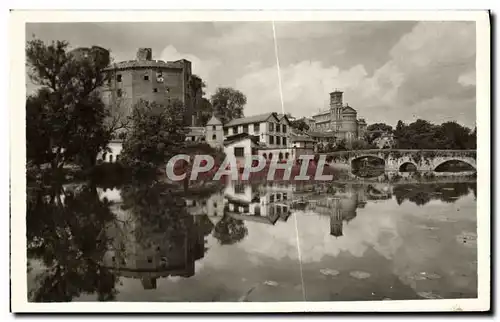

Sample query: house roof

[186,127,205,137]
[223,133,261,146]
[103,59,187,71]
[206,115,222,125]
[276,114,292,125]
[224,112,279,127]
[290,134,316,143]
[342,105,357,114]
[307,131,337,138]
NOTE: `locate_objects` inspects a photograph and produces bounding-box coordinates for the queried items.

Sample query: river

[27,179,477,302]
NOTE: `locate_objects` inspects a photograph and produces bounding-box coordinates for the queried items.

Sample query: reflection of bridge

[325,149,476,174]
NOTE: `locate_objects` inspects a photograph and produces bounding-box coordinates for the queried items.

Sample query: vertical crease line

[271,20,306,302]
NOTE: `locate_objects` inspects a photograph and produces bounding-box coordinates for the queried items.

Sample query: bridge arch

[399,162,417,172]
[434,159,476,172]
[350,155,386,178]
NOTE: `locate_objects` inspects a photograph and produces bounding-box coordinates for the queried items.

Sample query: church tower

[205,115,223,149]
[329,90,343,131]
[330,203,343,238]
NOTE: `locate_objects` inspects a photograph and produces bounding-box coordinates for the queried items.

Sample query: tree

[26,38,118,171]
[365,123,393,145]
[349,139,375,150]
[290,118,310,132]
[197,98,214,126]
[212,215,248,245]
[394,119,476,150]
[210,87,246,123]
[120,99,187,177]
[189,75,209,126]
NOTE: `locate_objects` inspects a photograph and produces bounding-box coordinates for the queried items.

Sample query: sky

[26,21,476,128]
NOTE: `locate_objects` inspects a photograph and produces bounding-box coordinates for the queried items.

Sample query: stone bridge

[324,149,476,173]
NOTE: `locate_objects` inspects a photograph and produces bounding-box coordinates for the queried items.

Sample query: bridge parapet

[324,149,476,172]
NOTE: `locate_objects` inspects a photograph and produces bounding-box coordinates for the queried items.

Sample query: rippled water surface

[27,180,477,302]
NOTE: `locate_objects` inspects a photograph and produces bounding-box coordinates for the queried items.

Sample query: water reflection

[27,179,477,301]
[27,183,118,302]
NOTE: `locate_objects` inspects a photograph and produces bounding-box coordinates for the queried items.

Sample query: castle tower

[102,47,193,126]
[205,115,224,149]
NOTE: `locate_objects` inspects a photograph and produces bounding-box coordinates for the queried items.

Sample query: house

[213,112,295,162]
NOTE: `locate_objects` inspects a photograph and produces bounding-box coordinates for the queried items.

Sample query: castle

[307,90,367,142]
[101,47,197,127]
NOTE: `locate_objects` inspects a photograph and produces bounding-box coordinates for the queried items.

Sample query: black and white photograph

[9,10,490,313]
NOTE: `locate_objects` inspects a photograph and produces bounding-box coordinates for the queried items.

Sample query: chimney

[136,48,152,61]
[329,90,343,108]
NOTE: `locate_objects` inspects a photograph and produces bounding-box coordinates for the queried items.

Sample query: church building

[309,90,367,142]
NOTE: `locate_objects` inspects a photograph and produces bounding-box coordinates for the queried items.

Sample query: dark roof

[224,112,279,127]
[223,133,260,146]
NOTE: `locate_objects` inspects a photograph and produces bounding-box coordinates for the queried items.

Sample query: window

[285,152,290,159]
[269,153,273,160]
[243,125,248,133]
[117,74,122,82]
[224,128,228,136]
[254,123,260,133]
[191,136,196,142]
[212,126,216,131]
[156,72,164,83]
[279,152,283,160]
[117,89,122,97]
[153,88,158,93]
[282,125,287,133]
[212,134,216,140]
[233,126,238,134]
[234,147,244,157]
[270,195,274,202]
[276,124,281,133]
[276,136,281,145]
[283,193,288,200]
[269,136,274,145]
[144,74,149,81]
[269,122,274,132]
[283,137,287,146]
[235,184,245,194]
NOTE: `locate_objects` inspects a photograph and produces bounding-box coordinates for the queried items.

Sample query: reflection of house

[103,192,208,290]
[184,192,225,226]
[223,182,294,225]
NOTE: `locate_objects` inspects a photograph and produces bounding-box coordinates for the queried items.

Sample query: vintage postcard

[10,10,490,313]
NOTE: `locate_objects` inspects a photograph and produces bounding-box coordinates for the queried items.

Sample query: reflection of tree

[393,182,475,206]
[27,183,118,302]
[212,215,248,246]
[119,182,190,251]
